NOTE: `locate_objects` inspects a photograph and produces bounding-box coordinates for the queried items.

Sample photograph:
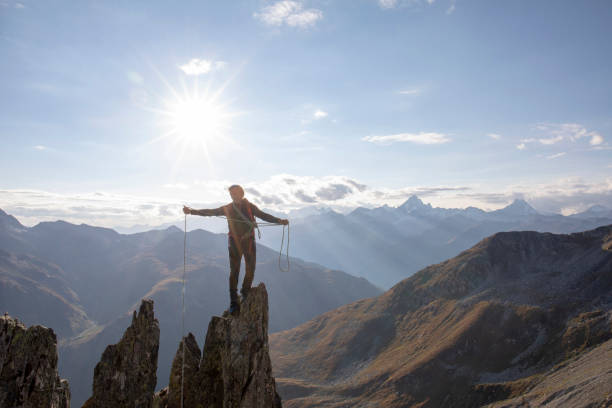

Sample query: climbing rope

[181,213,186,408]
[213,215,290,273]
[278,223,290,272]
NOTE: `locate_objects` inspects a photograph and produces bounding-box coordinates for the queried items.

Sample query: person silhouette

[183,184,288,313]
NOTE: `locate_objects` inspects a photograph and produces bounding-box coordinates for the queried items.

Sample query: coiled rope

[180,213,289,407]
[212,215,290,272]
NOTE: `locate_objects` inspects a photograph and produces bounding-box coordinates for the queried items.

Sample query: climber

[183,185,288,314]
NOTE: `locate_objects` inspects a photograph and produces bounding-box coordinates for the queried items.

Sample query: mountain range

[0,208,381,406]
[259,196,612,288]
[270,225,612,407]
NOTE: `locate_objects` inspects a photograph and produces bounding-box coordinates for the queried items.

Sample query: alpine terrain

[270,225,612,407]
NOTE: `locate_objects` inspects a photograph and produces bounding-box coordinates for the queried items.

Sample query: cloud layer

[363,132,451,145]
[179,58,226,76]
[254,1,323,28]
[519,123,605,149]
[3,175,612,230]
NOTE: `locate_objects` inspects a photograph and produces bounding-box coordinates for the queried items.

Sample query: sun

[168,95,227,145]
[147,77,239,168]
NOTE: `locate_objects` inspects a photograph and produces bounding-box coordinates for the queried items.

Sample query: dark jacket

[192,199,282,241]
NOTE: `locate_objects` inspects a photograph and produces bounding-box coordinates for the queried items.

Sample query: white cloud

[378,0,436,9]
[163,183,189,190]
[536,123,604,146]
[0,189,185,230]
[314,109,328,119]
[14,2,24,8]
[539,135,564,145]
[254,1,322,28]
[287,9,322,27]
[178,59,226,76]
[488,133,502,140]
[546,152,566,160]
[590,133,604,146]
[398,88,421,95]
[33,145,47,150]
[363,132,450,145]
[516,143,526,150]
[378,0,398,9]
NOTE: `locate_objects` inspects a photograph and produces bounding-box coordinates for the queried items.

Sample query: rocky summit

[0,313,70,408]
[155,283,282,408]
[271,225,612,407]
[83,299,160,408]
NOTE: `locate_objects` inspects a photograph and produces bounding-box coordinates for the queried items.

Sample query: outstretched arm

[183,205,225,217]
[250,203,289,225]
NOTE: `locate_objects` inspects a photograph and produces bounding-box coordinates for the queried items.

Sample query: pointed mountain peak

[165,225,182,233]
[498,198,539,216]
[0,208,25,230]
[399,195,427,211]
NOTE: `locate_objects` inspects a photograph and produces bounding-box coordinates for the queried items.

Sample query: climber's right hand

[183,206,192,215]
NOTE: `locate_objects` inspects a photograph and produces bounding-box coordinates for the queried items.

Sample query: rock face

[271,225,612,407]
[156,283,282,408]
[0,313,70,408]
[83,299,160,408]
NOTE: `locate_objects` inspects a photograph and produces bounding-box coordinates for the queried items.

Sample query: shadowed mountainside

[270,225,612,407]
[0,208,380,406]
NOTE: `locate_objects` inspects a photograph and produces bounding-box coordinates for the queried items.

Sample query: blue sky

[1,0,611,228]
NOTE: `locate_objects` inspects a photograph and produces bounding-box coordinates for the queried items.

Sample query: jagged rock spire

[156,283,282,408]
[83,299,160,408]
[0,314,70,408]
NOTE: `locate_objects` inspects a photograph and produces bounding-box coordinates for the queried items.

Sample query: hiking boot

[240,287,250,302]
[229,301,240,315]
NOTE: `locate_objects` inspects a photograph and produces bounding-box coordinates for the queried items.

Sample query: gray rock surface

[485,338,612,407]
[0,313,70,408]
[157,283,282,408]
[83,299,159,408]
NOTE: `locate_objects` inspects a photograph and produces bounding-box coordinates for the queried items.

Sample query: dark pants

[228,235,256,301]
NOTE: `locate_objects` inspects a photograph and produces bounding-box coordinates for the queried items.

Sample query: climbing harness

[231,201,261,239]
[213,214,290,273]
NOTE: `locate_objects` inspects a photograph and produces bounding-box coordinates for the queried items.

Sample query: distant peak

[0,208,25,229]
[498,198,539,215]
[399,195,426,211]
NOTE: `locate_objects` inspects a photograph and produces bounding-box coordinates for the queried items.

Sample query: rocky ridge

[82,284,281,408]
[271,225,612,407]
[0,313,70,408]
[155,283,282,408]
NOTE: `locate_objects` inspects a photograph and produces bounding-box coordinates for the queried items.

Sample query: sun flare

[148,77,239,168]
[168,96,226,145]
